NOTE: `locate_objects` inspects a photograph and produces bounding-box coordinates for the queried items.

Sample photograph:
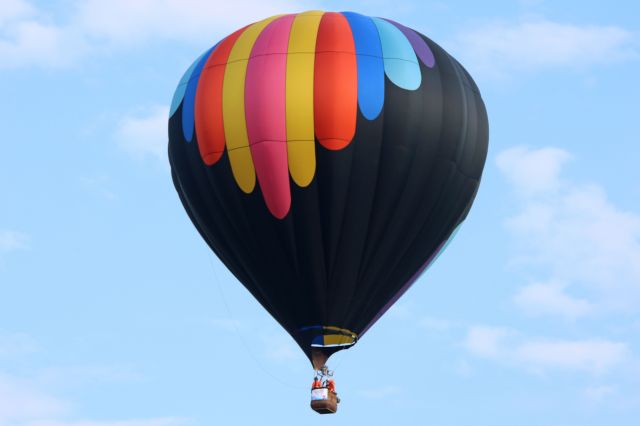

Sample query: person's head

[314,376,319,381]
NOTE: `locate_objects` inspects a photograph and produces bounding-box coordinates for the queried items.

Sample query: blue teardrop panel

[342,12,385,120]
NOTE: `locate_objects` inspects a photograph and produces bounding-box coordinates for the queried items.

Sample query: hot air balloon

[168,11,488,413]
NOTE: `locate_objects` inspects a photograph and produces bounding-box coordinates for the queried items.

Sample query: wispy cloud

[0,332,38,357]
[22,417,186,426]
[0,0,85,68]
[514,281,593,319]
[116,106,169,164]
[515,339,628,374]
[0,372,186,426]
[0,0,306,69]
[0,0,35,25]
[496,147,571,196]
[453,19,636,78]
[463,325,512,358]
[0,331,176,425]
[76,0,306,45]
[0,230,29,252]
[497,146,640,315]
[464,325,629,375]
[0,373,69,424]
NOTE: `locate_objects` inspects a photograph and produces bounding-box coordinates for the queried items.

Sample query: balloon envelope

[168,11,488,367]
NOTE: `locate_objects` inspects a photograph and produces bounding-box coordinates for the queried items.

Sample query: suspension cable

[204,250,305,391]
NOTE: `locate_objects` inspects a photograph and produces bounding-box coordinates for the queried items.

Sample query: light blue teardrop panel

[372,18,421,90]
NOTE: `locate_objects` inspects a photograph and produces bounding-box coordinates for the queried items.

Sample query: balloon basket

[310,388,338,414]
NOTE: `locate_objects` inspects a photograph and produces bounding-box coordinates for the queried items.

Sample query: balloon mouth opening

[299,325,358,348]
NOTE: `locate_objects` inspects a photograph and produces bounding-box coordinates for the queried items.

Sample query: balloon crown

[169,11,436,218]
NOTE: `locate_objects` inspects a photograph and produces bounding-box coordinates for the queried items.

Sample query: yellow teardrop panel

[285,11,323,187]
[222,15,282,193]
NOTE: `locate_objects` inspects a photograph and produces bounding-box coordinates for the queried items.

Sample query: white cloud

[0,372,185,426]
[463,326,629,375]
[515,339,628,374]
[1,0,305,69]
[0,332,38,357]
[496,146,571,196]
[76,0,306,45]
[0,0,85,69]
[23,418,186,426]
[464,325,512,358]
[454,19,636,78]
[497,146,640,314]
[0,0,35,26]
[0,230,29,252]
[116,106,169,163]
[0,374,69,424]
[3,4,637,73]
[0,332,180,426]
[514,281,593,319]
[0,21,78,68]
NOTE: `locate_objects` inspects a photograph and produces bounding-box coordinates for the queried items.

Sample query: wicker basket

[310,388,338,414]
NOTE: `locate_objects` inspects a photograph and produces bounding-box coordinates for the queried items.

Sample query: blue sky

[1,0,639,425]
